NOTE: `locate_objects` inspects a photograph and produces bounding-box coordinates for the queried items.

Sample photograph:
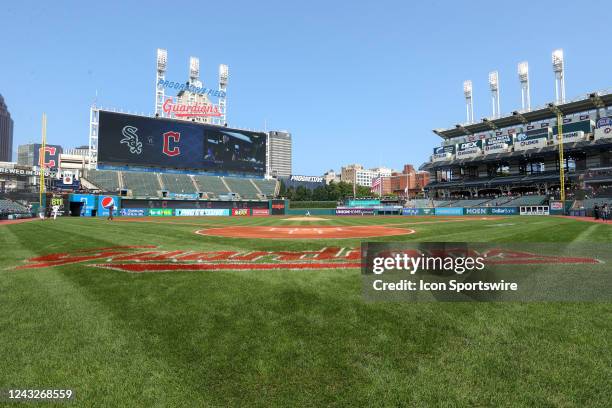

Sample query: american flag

[371,176,382,194]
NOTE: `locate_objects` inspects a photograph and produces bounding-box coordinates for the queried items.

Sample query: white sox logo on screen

[163,131,181,156]
[120,126,143,154]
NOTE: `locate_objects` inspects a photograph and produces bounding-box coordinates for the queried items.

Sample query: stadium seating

[446,199,492,207]
[192,175,230,198]
[82,169,277,200]
[405,199,433,208]
[0,199,29,214]
[252,179,278,198]
[499,195,546,207]
[223,177,260,199]
[581,198,612,210]
[83,169,121,192]
[121,172,161,197]
[159,174,196,194]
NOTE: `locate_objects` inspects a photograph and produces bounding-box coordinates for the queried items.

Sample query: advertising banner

[484,134,513,155]
[252,208,270,216]
[594,117,612,140]
[70,194,96,216]
[347,199,380,207]
[455,141,482,159]
[464,207,489,215]
[420,208,435,216]
[336,208,375,216]
[434,207,464,216]
[402,208,420,216]
[97,195,120,217]
[432,145,455,162]
[232,208,250,216]
[121,208,147,217]
[167,192,199,200]
[549,201,564,215]
[270,199,287,215]
[514,134,548,151]
[150,208,173,216]
[553,131,584,144]
[175,208,229,216]
[491,207,518,215]
[97,111,266,175]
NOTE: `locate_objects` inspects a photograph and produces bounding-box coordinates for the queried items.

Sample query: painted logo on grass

[14,245,601,274]
[15,246,362,273]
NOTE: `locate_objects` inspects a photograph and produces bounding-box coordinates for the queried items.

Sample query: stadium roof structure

[433,90,612,139]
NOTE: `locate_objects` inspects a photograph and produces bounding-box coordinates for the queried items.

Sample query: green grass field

[1,215,610,407]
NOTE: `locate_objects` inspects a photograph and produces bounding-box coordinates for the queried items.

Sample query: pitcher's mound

[281,217,330,221]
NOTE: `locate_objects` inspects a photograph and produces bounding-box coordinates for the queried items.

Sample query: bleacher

[0,199,29,215]
[499,195,546,207]
[252,179,277,198]
[121,172,161,197]
[405,199,432,208]
[82,168,277,200]
[160,174,195,194]
[433,200,456,207]
[448,199,492,207]
[579,198,612,210]
[193,175,229,198]
[223,177,260,199]
[83,169,121,192]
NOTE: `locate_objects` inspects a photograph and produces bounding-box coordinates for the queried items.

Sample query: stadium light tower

[188,57,202,108]
[488,71,501,118]
[463,80,474,124]
[518,61,531,111]
[218,64,229,126]
[552,49,566,104]
[155,48,168,117]
[189,57,201,87]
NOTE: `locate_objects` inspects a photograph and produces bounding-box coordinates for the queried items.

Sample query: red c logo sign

[162,131,181,156]
[39,146,57,168]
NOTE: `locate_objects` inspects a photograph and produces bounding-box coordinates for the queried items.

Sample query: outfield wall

[401,207,551,216]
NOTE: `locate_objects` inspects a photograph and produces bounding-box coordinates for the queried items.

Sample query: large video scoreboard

[97,111,266,176]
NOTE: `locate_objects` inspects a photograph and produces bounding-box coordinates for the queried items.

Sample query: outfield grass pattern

[0,216,610,407]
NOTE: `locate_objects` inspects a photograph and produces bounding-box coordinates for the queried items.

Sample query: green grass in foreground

[0,216,610,407]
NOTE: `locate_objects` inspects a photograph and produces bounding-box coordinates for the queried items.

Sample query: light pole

[518,61,531,111]
[464,80,474,124]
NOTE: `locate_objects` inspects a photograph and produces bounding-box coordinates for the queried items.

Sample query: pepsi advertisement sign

[98,111,266,176]
[97,195,120,217]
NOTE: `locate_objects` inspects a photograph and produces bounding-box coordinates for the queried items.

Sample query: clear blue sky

[2,0,610,174]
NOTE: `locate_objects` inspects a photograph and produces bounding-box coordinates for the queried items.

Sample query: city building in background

[386,164,430,197]
[0,94,14,162]
[323,169,341,184]
[340,164,396,187]
[267,131,292,178]
[17,143,63,168]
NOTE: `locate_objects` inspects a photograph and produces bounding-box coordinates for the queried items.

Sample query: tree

[312,186,329,201]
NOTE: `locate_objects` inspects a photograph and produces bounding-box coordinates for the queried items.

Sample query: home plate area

[195,225,415,239]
